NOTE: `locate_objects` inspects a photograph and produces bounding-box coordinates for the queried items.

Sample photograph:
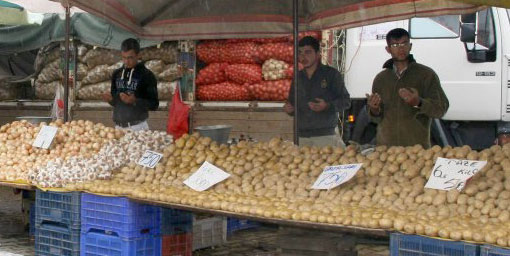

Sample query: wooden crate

[191,107,294,142]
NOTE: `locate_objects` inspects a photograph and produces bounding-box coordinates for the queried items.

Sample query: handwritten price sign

[183,161,230,191]
[425,157,486,191]
[311,164,363,190]
[33,125,58,149]
[137,150,163,168]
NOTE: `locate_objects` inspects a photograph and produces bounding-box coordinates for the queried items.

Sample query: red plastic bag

[167,89,190,139]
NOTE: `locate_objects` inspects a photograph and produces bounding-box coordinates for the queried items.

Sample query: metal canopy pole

[63,4,70,122]
[292,0,299,145]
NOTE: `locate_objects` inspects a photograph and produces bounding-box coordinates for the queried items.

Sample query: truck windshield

[410,15,460,38]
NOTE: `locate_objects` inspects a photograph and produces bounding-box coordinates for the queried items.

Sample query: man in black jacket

[284,36,351,147]
[102,38,159,131]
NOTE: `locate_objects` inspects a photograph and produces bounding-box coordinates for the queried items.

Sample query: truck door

[410,8,501,122]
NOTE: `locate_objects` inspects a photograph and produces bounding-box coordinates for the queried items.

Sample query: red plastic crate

[162,233,192,256]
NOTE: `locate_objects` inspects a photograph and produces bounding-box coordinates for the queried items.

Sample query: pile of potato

[70,133,510,246]
[0,119,122,182]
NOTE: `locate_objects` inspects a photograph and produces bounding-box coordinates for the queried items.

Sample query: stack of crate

[193,215,227,251]
[390,233,479,256]
[34,190,81,256]
[80,193,161,256]
[160,208,193,256]
[226,217,260,236]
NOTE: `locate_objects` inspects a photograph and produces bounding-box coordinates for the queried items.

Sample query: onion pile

[224,64,262,85]
[248,80,291,101]
[262,59,290,81]
[0,120,122,182]
[258,42,294,63]
[196,63,228,85]
[196,82,250,101]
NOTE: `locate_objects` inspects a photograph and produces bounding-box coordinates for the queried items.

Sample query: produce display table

[0,181,35,190]
[131,198,389,238]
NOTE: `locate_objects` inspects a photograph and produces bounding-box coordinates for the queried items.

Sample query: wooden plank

[192,119,250,133]
[130,198,389,238]
[0,181,34,190]
[149,111,168,119]
[248,111,292,121]
[247,120,293,133]
[0,110,50,117]
[192,111,249,121]
[148,120,166,131]
[229,132,293,142]
[73,111,112,119]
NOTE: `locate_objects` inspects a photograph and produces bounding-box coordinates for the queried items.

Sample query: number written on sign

[183,161,230,191]
[425,157,486,191]
[137,150,163,168]
[311,163,362,190]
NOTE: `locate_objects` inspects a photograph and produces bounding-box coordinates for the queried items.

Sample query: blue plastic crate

[81,193,160,238]
[30,202,35,236]
[36,190,81,227]
[481,245,510,256]
[35,222,80,256]
[80,230,161,256]
[161,208,193,235]
[227,217,260,235]
[390,233,479,256]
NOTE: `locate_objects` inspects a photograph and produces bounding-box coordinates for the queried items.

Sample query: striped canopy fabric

[59,0,492,40]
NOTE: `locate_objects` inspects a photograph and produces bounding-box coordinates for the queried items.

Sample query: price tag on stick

[425,157,486,191]
[311,164,363,190]
[137,150,163,168]
[32,125,58,149]
[184,161,230,191]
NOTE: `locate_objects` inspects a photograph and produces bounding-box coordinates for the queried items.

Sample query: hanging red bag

[167,88,190,139]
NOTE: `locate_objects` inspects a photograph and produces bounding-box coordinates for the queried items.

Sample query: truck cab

[342,7,510,149]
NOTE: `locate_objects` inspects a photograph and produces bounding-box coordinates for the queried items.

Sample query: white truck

[341,7,510,149]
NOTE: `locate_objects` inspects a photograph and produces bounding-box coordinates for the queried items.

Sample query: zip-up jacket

[288,64,351,137]
[368,55,449,148]
[109,62,159,125]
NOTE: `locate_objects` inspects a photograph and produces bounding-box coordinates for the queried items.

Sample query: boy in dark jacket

[284,36,351,147]
[103,38,159,131]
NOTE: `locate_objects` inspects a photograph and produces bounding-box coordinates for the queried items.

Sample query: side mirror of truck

[460,23,476,43]
[461,13,476,23]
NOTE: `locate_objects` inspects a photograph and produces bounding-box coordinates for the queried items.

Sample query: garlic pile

[35,130,172,187]
[0,119,121,182]
[73,134,510,247]
[262,59,289,81]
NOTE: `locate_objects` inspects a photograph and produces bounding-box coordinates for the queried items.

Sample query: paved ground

[0,187,34,256]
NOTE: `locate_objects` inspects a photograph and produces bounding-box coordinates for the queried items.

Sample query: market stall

[2,0,510,255]
[1,118,510,254]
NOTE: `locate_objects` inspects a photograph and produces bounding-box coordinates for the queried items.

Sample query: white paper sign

[137,150,163,168]
[311,164,363,190]
[425,157,487,191]
[32,125,58,149]
[183,161,230,191]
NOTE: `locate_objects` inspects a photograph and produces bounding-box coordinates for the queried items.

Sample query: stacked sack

[78,42,182,101]
[195,32,319,101]
[33,43,90,100]
[34,42,182,101]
